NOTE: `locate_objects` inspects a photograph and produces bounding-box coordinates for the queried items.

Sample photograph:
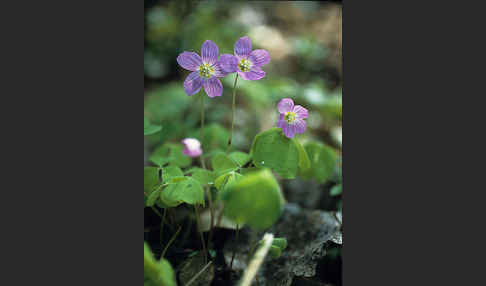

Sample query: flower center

[284,111,297,123]
[238,59,252,72]
[199,63,214,79]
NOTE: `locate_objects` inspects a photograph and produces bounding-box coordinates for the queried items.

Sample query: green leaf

[220,168,284,229]
[299,141,338,183]
[293,138,311,173]
[330,184,342,196]
[144,125,162,136]
[250,128,309,179]
[214,171,243,192]
[229,151,251,167]
[269,245,282,258]
[161,177,205,207]
[144,167,161,195]
[144,242,176,286]
[144,117,162,135]
[162,166,184,182]
[211,152,239,176]
[149,143,191,168]
[188,168,216,186]
[239,167,259,176]
[146,189,162,207]
[272,238,288,250]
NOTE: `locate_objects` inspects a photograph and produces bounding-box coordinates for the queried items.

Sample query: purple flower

[276,98,308,138]
[219,36,270,81]
[177,40,229,98]
[181,138,202,158]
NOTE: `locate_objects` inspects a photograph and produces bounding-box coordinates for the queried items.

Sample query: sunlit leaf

[250,128,309,179]
[162,166,184,182]
[146,189,162,207]
[211,152,239,176]
[160,177,204,207]
[144,167,161,195]
[221,168,284,229]
[188,168,216,186]
[229,151,251,167]
[214,171,242,191]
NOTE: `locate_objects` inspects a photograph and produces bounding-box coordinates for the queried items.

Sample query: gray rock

[223,203,342,286]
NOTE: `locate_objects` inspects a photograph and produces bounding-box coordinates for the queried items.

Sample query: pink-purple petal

[203,77,223,98]
[183,148,202,157]
[277,114,286,128]
[248,49,270,67]
[182,138,202,157]
[234,36,252,58]
[238,66,266,81]
[212,62,228,78]
[183,71,204,96]
[294,118,307,134]
[201,40,219,65]
[218,54,238,73]
[282,123,297,138]
[177,52,202,71]
[277,98,294,114]
[293,105,308,119]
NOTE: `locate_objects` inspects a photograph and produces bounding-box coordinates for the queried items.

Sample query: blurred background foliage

[144,0,342,157]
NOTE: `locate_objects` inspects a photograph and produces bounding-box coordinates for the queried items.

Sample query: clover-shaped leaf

[214,171,242,192]
[149,143,191,168]
[160,177,204,207]
[250,128,310,179]
[211,152,239,176]
[220,168,284,230]
[186,167,216,186]
[229,151,251,167]
[299,141,338,183]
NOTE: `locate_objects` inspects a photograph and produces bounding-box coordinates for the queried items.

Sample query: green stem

[160,208,167,247]
[161,225,181,258]
[200,94,206,169]
[194,205,208,263]
[150,206,162,217]
[199,93,215,250]
[227,73,239,153]
[206,188,215,249]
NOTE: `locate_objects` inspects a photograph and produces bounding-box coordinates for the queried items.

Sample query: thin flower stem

[200,94,207,169]
[150,206,162,218]
[206,187,214,249]
[194,205,208,264]
[161,225,181,258]
[199,93,215,251]
[160,208,167,247]
[227,73,239,153]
